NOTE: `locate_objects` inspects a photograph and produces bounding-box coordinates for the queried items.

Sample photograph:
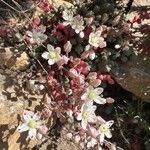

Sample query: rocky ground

[0,0,150,150]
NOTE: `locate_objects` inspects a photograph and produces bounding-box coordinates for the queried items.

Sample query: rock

[0,74,5,94]
[0,47,13,66]
[0,47,30,70]
[15,52,30,71]
[112,54,150,102]
[133,0,150,6]
[0,97,24,125]
[8,131,37,150]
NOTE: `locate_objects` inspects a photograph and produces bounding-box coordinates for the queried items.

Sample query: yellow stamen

[88,91,96,100]
[91,36,98,44]
[28,120,37,129]
[99,124,109,133]
[82,110,89,119]
[49,51,57,59]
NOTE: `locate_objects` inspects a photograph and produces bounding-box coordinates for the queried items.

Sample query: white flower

[86,137,97,149]
[17,110,43,139]
[42,44,61,65]
[89,30,106,48]
[98,120,114,144]
[77,103,96,129]
[81,86,106,104]
[26,30,47,44]
[62,9,74,26]
[71,15,85,34]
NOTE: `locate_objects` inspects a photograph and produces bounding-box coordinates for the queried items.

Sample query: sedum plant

[16,0,136,149]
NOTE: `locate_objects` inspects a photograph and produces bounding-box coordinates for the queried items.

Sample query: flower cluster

[25,16,47,45]
[33,55,115,148]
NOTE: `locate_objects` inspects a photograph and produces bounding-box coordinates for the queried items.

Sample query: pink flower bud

[64,41,72,53]
[85,17,94,25]
[102,13,109,24]
[88,126,98,138]
[106,97,115,103]
[79,32,84,38]
[87,72,97,80]
[96,116,106,124]
[38,126,48,135]
[69,68,78,78]
[90,79,101,87]
[81,51,89,59]
[78,128,86,136]
[57,55,69,67]
[41,108,52,119]
[120,23,131,34]
[31,16,41,28]
[0,27,7,37]
[112,15,121,26]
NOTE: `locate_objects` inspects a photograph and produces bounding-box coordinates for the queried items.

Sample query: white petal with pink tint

[29,128,37,139]
[94,96,106,104]
[42,52,49,60]
[17,123,29,132]
[105,130,112,138]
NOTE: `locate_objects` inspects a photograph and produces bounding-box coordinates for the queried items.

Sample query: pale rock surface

[112,54,150,102]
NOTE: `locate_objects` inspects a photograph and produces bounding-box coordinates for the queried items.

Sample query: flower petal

[28,128,37,139]
[87,138,97,148]
[55,47,61,54]
[95,87,104,95]
[81,93,87,100]
[88,86,94,91]
[23,110,34,121]
[105,130,112,138]
[88,126,98,138]
[99,133,105,145]
[89,51,95,60]
[81,119,88,130]
[94,96,106,104]
[42,52,49,60]
[96,116,106,124]
[36,132,43,140]
[48,59,55,65]
[88,114,96,123]
[90,105,97,112]
[47,44,54,51]
[106,120,114,127]
[77,113,82,121]
[33,113,40,121]
[17,123,29,132]
[75,29,80,34]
